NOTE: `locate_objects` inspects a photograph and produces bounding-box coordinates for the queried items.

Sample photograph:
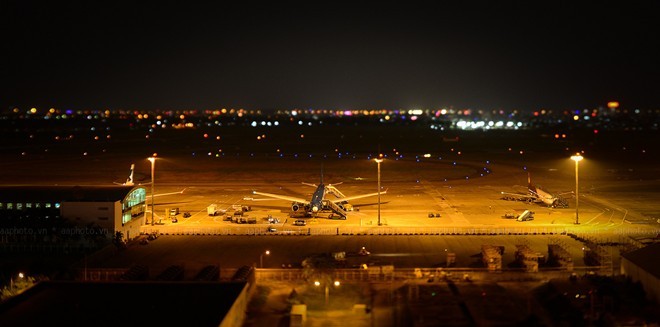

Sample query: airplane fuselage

[310,183,325,213]
[528,185,567,208]
[529,186,554,205]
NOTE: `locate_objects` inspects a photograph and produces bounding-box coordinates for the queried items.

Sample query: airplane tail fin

[125,164,135,186]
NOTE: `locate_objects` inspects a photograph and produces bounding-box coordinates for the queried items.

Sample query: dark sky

[2,1,659,111]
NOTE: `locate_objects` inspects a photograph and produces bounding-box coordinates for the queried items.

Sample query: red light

[593,129,599,134]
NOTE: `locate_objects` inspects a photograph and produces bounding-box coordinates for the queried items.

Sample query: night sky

[3,1,659,111]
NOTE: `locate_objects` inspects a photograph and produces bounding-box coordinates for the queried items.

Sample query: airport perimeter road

[88,235,590,276]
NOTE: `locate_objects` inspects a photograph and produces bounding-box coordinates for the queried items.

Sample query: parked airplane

[248,174,385,219]
[116,164,136,186]
[115,164,185,197]
[500,173,569,208]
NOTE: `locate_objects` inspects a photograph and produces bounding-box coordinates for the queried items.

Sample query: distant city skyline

[2,1,659,111]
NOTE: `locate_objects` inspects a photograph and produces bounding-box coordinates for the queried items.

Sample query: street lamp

[374,157,383,226]
[315,280,340,306]
[260,250,270,268]
[570,153,583,225]
[10,272,24,292]
[147,156,157,226]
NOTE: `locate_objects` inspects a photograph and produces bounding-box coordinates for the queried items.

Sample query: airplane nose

[312,206,319,212]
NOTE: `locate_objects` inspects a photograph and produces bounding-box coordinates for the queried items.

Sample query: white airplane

[248,174,385,219]
[116,164,185,197]
[117,164,136,186]
[500,173,569,208]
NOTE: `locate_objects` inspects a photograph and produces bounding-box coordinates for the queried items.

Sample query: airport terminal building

[0,185,147,241]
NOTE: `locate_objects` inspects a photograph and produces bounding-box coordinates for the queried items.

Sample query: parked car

[293,219,306,226]
[267,226,277,232]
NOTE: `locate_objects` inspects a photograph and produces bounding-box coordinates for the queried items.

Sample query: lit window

[35,203,41,208]
[7,203,13,209]
[16,203,23,210]
[26,203,32,209]
[55,203,61,209]
[45,203,51,208]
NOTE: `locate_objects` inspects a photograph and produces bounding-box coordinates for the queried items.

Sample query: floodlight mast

[374,156,384,226]
[570,154,583,225]
[147,156,157,226]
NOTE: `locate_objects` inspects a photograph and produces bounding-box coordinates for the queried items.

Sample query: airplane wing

[251,191,307,203]
[332,189,386,203]
[500,191,535,199]
[303,182,343,188]
[242,197,278,201]
[151,188,186,197]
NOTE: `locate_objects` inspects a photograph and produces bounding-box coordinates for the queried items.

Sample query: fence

[141,225,660,237]
[76,264,614,283]
[0,242,101,254]
[254,266,613,283]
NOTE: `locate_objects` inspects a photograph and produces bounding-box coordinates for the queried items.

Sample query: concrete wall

[59,201,145,241]
[60,201,117,238]
[219,282,251,327]
[621,257,659,303]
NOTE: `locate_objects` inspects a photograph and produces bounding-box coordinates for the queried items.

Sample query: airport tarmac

[133,156,659,235]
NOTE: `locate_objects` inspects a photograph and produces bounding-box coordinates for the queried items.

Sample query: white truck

[207,204,219,216]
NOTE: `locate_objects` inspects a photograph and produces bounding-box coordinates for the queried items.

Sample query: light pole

[10,272,24,293]
[315,280,340,306]
[374,157,383,226]
[570,154,583,225]
[147,156,157,226]
[260,250,270,268]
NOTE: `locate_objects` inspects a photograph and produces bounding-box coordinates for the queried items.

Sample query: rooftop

[0,281,246,326]
[0,185,141,203]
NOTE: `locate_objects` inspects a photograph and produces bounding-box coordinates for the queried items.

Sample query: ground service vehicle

[517,210,534,222]
[207,204,218,216]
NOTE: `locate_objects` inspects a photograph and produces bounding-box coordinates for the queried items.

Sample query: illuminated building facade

[0,185,146,241]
